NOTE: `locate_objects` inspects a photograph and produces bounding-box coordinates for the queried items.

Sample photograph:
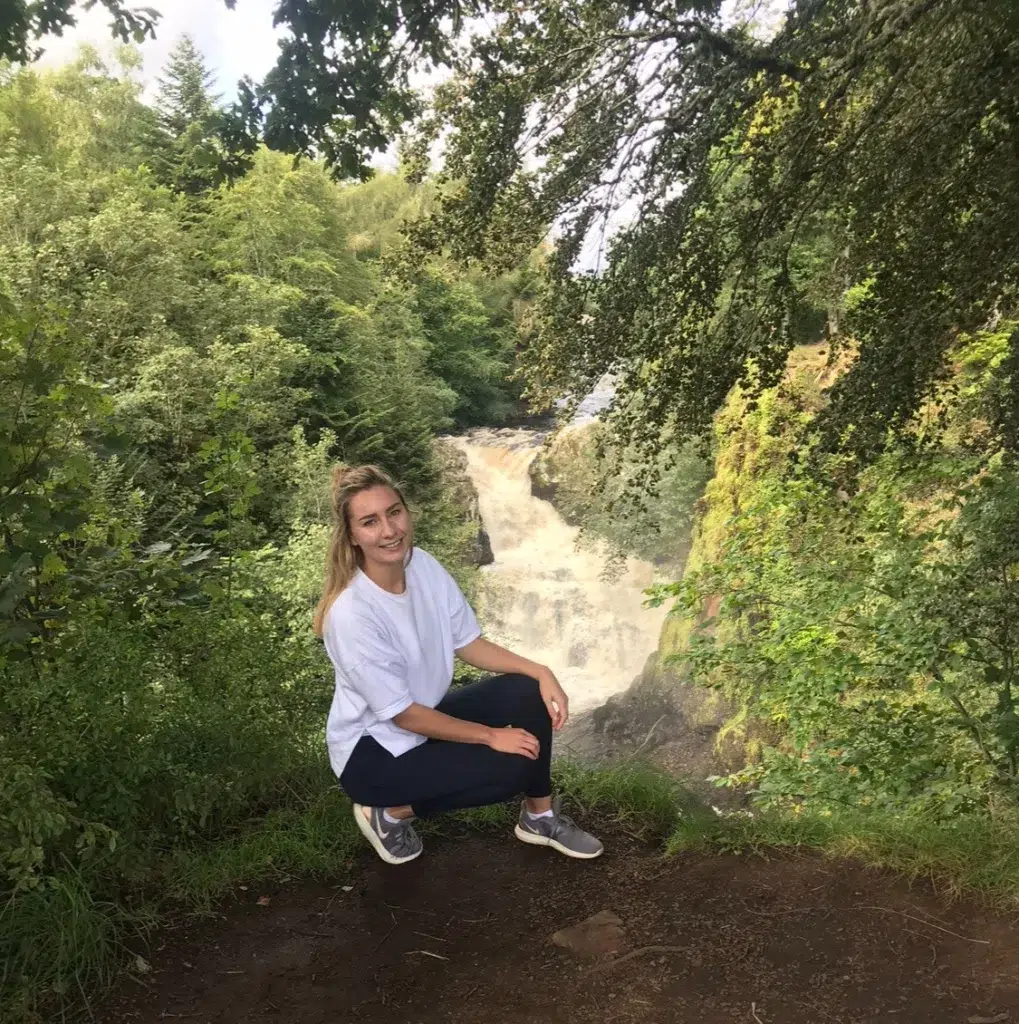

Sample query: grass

[553,757,709,840]
[0,867,157,1024]
[167,758,696,917]
[164,790,362,914]
[668,804,1019,908]
[10,759,1019,1024]
[167,760,687,915]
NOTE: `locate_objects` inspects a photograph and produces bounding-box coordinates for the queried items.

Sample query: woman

[315,464,603,865]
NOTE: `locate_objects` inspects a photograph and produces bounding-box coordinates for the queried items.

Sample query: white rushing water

[453,426,668,713]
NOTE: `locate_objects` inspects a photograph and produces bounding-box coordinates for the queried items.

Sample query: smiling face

[346,485,412,571]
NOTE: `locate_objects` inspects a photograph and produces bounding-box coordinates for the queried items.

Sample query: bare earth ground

[102,821,1019,1024]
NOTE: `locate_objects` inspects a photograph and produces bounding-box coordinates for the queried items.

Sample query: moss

[647,344,834,760]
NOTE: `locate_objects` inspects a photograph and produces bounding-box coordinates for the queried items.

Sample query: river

[453,426,668,714]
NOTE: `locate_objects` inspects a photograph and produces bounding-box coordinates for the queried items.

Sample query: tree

[0,305,104,653]
[221,0,1018,478]
[15,3,1018,474]
[412,269,518,427]
[0,0,160,63]
[405,0,1019,472]
[147,36,225,194]
[155,36,218,136]
[221,0,469,181]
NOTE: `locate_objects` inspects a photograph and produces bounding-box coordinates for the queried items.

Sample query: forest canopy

[9,0,1015,470]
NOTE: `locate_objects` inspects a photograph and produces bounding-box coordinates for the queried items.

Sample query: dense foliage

[12,5,1018,466]
[408,0,1019,475]
[0,43,526,1019]
[649,337,1019,819]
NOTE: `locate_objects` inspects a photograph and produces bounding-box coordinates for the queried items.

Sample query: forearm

[455,636,549,680]
[391,702,494,745]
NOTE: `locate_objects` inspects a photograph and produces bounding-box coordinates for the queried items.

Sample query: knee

[494,673,551,742]
[500,672,540,697]
[514,674,553,741]
[503,672,545,714]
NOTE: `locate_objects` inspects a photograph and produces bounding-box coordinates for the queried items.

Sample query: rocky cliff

[556,346,835,803]
[434,440,494,566]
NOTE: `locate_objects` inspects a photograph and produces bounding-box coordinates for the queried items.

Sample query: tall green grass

[1,869,157,1024]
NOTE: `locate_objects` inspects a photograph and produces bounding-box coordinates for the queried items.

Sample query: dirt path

[103,822,1019,1024]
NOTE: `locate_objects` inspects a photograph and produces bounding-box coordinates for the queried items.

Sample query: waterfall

[453,426,668,713]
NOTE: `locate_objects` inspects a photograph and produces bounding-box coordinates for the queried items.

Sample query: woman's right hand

[488,725,540,760]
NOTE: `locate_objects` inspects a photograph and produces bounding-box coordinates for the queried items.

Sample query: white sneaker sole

[353,804,422,865]
[514,823,604,859]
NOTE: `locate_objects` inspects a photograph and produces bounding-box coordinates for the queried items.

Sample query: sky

[37,0,411,171]
[38,0,286,103]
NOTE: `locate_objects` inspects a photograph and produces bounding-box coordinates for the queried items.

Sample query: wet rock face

[474,526,494,566]
[528,452,559,506]
[528,448,586,527]
[556,651,748,810]
[434,439,496,567]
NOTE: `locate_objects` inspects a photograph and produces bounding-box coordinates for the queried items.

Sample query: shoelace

[550,813,577,837]
[386,819,420,856]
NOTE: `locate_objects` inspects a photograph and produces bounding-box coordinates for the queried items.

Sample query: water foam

[453,427,667,712]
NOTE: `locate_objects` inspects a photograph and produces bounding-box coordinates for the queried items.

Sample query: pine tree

[156,36,218,130]
[147,35,223,195]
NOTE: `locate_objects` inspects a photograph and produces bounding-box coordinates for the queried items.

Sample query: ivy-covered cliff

[655,333,1017,819]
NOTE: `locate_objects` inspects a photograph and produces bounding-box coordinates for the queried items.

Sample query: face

[347,485,412,569]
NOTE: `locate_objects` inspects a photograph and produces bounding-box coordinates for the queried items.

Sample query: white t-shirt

[322,547,482,778]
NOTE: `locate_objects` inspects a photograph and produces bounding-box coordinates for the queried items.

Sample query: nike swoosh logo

[377,825,391,839]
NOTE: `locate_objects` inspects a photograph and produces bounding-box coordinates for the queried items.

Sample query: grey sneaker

[353,804,423,865]
[514,797,604,859]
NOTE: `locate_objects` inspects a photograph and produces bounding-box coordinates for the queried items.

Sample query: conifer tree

[148,35,223,195]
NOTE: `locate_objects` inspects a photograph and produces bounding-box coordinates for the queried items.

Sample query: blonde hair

[313,464,409,637]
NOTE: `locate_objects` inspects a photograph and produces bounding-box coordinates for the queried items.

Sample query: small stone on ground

[551,909,628,958]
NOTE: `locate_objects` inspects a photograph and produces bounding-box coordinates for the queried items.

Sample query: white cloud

[36,0,285,102]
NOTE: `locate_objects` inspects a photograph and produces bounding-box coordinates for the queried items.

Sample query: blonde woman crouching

[315,465,603,865]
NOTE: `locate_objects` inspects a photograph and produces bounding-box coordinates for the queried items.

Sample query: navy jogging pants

[338,673,553,816]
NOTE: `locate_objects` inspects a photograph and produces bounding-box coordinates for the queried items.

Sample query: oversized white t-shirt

[322,547,482,778]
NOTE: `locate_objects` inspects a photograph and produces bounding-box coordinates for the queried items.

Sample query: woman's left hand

[537,668,569,731]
